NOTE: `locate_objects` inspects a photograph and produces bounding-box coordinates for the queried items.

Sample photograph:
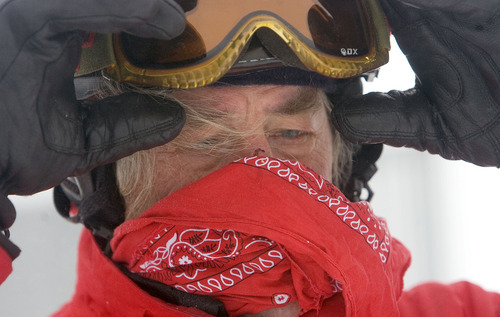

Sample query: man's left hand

[331,0,500,167]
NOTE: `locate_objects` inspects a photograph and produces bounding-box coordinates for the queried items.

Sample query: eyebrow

[270,87,324,115]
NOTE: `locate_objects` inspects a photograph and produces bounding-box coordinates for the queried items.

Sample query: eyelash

[267,130,309,139]
[192,130,311,153]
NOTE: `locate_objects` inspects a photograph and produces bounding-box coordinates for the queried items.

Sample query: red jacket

[11,157,500,316]
[52,230,500,317]
[53,229,212,317]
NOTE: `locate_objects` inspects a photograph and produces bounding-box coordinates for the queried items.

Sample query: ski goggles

[76,0,390,89]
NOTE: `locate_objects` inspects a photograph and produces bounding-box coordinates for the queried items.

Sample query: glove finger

[35,31,185,162]
[1,0,185,40]
[380,0,500,102]
[378,0,424,31]
[124,0,186,39]
[331,89,437,146]
[331,90,500,166]
[69,0,185,39]
[77,92,186,174]
[0,195,16,230]
[394,0,498,19]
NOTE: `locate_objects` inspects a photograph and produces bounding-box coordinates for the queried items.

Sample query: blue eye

[278,130,304,139]
[281,130,299,138]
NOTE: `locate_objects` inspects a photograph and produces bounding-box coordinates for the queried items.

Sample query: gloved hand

[0,0,187,230]
[331,0,500,167]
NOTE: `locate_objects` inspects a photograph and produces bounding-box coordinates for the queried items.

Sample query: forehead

[170,85,325,115]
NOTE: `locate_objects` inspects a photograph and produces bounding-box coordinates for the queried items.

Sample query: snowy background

[0,37,499,316]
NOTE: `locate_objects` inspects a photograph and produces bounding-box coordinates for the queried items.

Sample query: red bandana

[111,157,411,316]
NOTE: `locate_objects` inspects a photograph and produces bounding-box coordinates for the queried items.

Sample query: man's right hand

[0,0,187,230]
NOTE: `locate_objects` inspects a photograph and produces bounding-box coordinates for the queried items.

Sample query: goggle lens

[76,0,390,88]
[308,0,371,57]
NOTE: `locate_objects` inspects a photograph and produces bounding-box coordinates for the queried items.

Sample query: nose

[253,148,266,156]
[237,133,273,158]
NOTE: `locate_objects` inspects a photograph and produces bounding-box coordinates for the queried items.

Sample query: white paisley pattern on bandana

[111,156,410,316]
[132,224,290,295]
[235,156,391,263]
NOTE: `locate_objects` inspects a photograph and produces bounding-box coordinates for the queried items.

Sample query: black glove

[331,0,500,167]
[0,0,187,230]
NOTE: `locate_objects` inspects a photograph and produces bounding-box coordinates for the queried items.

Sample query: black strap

[344,144,383,202]
[0,230,20,260]
[54,164,124,240]
[120,266,228,317]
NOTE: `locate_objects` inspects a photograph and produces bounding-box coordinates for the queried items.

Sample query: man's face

[155,84,333,194]
[119,85,336,218]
